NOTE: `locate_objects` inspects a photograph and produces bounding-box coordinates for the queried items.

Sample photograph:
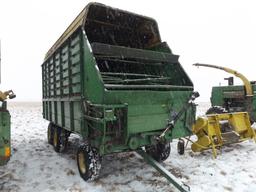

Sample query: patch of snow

[0,102,256,192]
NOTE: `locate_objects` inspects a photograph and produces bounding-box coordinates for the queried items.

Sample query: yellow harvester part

[192,112,256,158]
[0,90,15,101]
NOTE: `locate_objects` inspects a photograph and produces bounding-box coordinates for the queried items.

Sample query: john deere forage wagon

[42,3,196,184]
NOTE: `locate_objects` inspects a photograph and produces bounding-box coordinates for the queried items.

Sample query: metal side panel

[64,102,71,130]
[57,101,62,126]
[73,101,82,133]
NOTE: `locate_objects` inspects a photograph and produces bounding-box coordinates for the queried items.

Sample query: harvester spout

[0,90,16,102]
[193,63,253,97]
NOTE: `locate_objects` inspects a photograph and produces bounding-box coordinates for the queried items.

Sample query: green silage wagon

[42,3,196,181]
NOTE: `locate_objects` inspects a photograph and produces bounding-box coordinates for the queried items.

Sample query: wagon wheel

[77,144,102,181]
[47,123,54,145]
[53,126,69,153]
[53,126,61,152]
[177,139,185,155]
[145,142,171,162]
[64,131,71,148]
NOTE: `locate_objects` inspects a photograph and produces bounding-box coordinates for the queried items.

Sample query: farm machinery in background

[191,63,256,158]
[0,42,16,165]
[0,90,16,165]
[194,63,255,121]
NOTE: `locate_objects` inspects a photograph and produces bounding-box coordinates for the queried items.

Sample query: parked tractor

[42,3,196,191]
[193,63,256,122]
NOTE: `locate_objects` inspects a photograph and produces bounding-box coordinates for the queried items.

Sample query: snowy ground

[0,102,256,192]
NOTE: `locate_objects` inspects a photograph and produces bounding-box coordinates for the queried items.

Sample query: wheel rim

[78,152,86,174]
[53,129,58,147]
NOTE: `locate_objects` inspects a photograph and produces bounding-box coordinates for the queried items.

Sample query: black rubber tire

[62,130,70,151]
[206,106,227,115]
[77,145,101,181]
[53,126,69,153]
[53,126,61,152]
[47,123,54,145]
[177,139,185,155]
[145,142,171,162]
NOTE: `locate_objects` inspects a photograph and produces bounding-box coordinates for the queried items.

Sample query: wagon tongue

[137,149,190,192]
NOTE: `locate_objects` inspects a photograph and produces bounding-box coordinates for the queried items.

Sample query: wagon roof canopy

[44,2,161,61]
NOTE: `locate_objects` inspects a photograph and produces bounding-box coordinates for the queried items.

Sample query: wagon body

[42,3,195,155]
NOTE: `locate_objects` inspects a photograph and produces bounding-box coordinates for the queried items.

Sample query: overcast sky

[0,0,255,101]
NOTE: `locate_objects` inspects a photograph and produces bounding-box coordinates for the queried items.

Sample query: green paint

[0,102,11,166]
